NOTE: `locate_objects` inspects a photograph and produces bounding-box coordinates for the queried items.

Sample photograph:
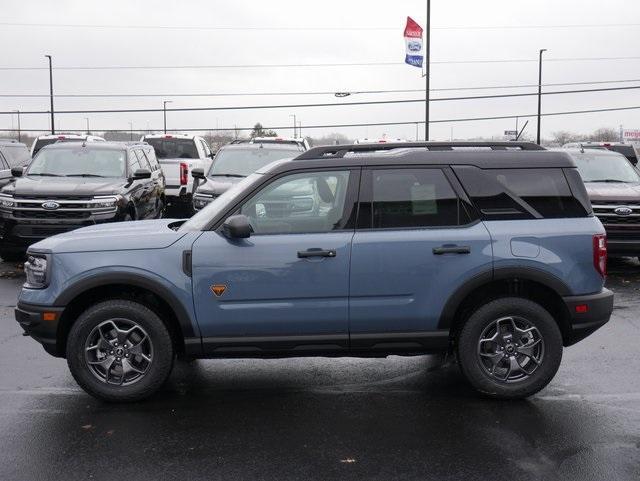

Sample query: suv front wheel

[67,300,174,402]
[457,297,563,399]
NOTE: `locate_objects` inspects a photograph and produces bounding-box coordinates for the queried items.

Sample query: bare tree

[551,130,580,146]
[588,127,619,142]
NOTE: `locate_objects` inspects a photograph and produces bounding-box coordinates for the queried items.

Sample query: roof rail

[295,141,545,160]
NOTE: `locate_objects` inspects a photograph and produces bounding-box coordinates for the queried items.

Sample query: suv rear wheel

[67,300,174,402]
[457,297,563,399]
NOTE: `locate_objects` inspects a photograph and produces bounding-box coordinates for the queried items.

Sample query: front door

[191,168,359,354]
[349,167,493,351]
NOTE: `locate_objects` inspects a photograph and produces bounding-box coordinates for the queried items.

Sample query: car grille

[13,210,91,220]
[8,197,117,222]
[592,203,640,227]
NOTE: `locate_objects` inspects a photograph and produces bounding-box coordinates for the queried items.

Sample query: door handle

[297,249,337,258]
[433,245,471,255]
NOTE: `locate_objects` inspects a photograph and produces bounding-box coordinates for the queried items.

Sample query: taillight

[179,162,188,185]
[593,234,607,277]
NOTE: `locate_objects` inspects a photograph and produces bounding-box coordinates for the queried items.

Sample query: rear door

[349,166,493,351]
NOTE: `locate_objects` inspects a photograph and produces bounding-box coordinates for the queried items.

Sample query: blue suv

[15,142,614,402]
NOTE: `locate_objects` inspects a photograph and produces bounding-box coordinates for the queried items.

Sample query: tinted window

[240,171,351,234]
[455,166,589,219]
[144,138,198,159]
[362,168,469,229]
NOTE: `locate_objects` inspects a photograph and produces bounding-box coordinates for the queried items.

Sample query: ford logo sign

[407,41,422,52]
[42,201,60,210]
[614,206,633,216]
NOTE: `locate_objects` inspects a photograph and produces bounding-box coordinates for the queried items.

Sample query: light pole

[84,117,90,134]
[45,55,54,134]
[129,121,133,141]
[424,0,431,141]
[289,114,297,138]
[536,49,547,145]
[12,110,21,142]
[163,100,172,134]
[297,120,302,138]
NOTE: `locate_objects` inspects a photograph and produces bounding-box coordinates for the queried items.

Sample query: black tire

[0,249,25,262]
[457,297,563,399]
[67,300,174,402]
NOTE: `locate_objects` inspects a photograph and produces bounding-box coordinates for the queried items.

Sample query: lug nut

[116,357,121,361]
[110,351,114,355]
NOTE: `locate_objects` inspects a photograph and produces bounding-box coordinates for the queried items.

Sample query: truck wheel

[67,300,174,402]
[457,297,563,399]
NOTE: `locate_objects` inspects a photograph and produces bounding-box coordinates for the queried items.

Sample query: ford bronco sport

[15,142,613,402]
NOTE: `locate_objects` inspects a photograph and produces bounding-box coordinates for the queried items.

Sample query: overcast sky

[1,0,638,141]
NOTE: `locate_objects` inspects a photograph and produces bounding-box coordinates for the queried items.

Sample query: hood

[584,182,640,203]
[196,176,244,196]
[2,176,127,197]
[29,219,188,254]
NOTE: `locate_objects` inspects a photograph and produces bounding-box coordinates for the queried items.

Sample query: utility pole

[85,117,90,134]
[290,114,297,138]
[424,0,431,141]
[536,49,547,145]
[45,55,55,134]
[12,110,21,142]
[129,121,133,141]
[163,100,172,134]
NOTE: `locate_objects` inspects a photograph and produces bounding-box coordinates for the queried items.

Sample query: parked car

[191,143,303,211]
[141,133,213,215]
[563,141,639,165]
[15,141,612,402]
[562,147,640,258]
[31,134,105,157]
[0,141,165,261]
[0,140,31,189]
[230,136,309,151]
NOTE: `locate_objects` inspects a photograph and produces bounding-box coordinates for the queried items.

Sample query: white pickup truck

[141,133,213,214]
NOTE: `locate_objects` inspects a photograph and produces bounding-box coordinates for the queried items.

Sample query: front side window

[240,171,352,234]
[360,168,469,229]
[26,148,126,178]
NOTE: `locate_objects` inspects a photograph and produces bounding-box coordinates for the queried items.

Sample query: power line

[2,105,639,133]
[0,21,639,31]
[2,85,640,116]
[1,78,640,99]
[2,56,640,71]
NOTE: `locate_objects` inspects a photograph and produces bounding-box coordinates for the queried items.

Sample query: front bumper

[15,301,65,357]
[562,288,614,346]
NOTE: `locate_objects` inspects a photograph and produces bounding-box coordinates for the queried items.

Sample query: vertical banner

[404,16,424,68]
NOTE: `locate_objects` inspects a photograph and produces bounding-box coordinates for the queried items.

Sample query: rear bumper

[562,288,614,346]
[15,302,64,357]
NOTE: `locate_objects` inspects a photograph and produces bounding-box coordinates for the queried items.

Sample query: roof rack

[295,141,545,160]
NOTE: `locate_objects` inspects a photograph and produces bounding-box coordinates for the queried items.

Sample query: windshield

[145,138,198,159]
[573,153,640,183]
[179,173,264,231]
[208,148,296,177]
[26,148,127,178]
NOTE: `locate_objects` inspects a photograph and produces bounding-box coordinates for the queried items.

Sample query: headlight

[24,254,49,289]
[91,196,120,209]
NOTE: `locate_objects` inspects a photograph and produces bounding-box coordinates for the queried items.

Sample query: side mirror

[11,167,23,177]
[208,152,215,159]
[222,215,253,239]
[191,168,206,179]
[132,168,151,180]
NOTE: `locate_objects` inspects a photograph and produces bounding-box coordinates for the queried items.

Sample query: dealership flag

[404,17,424,68]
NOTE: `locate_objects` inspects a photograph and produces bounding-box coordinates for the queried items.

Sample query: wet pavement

[0,259,639,481]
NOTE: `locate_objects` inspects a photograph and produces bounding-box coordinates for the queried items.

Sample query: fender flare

[54,270,198,338]
[438,266,572,329]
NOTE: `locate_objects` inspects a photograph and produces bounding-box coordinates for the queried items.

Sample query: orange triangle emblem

[211,284,227,297]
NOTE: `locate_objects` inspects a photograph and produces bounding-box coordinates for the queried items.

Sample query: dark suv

[0,141,165,260]
[16,142,612,402]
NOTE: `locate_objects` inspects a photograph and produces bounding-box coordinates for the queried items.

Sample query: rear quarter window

[453,166,590,219]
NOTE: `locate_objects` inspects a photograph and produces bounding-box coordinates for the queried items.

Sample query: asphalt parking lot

[0,259,639,481]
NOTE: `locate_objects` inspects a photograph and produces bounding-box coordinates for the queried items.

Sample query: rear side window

[358,168,474,229]
[454,166,589,219]
[128,151,142,172]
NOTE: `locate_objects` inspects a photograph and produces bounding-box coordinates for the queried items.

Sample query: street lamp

[163,100,172,134]
[536,49,547,145]
[12,110,21,142]
[45,55,54,134]
[289,114,297,138]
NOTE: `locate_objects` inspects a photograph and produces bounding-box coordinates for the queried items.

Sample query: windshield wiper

[210,173,246,178]
[586,179,627,183]
[27,173,62,177]
[65,173,106,177]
